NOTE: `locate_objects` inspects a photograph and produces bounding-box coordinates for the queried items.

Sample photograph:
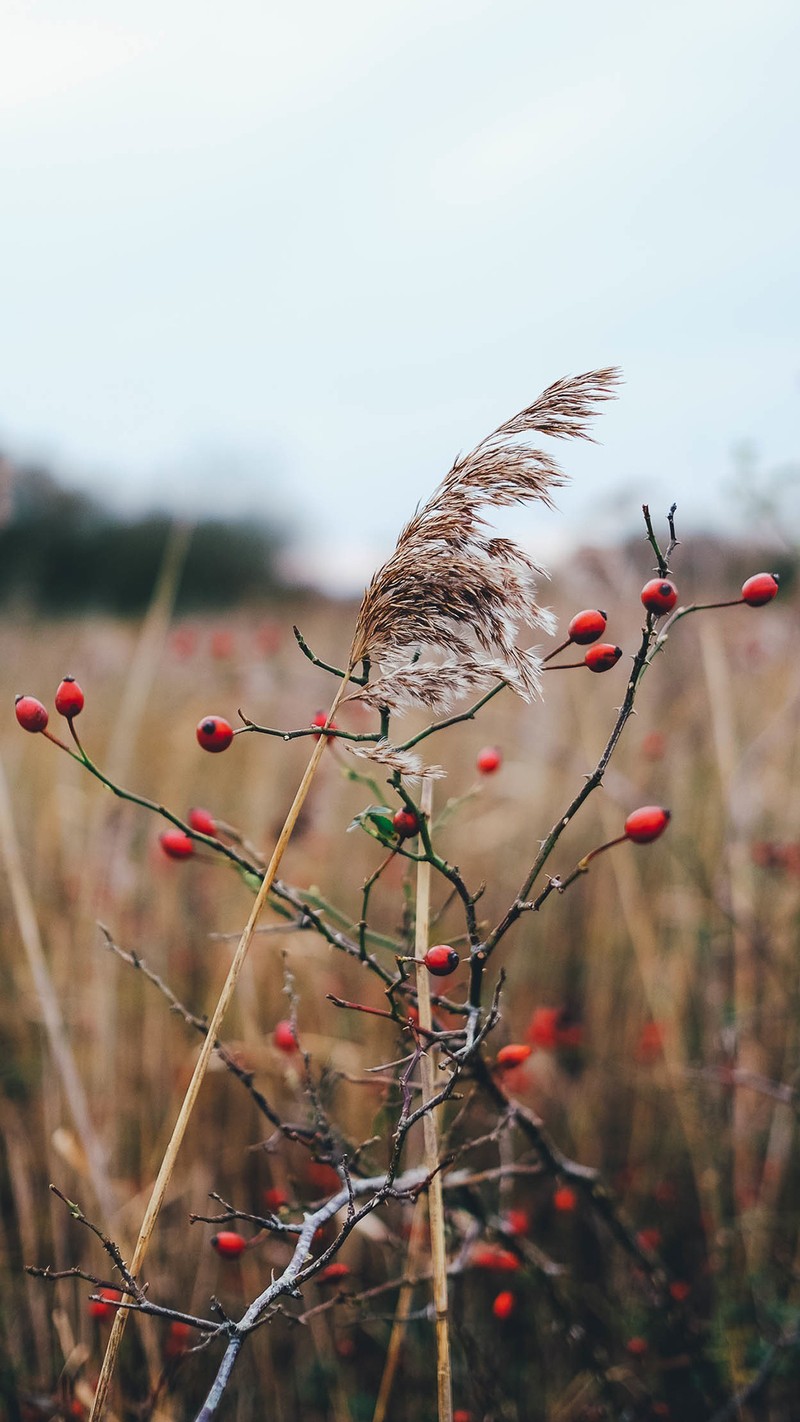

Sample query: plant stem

[88,675,352,1420]
[414,778,453,1422]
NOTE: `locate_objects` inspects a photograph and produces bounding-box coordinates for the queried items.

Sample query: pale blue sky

[1,0,798,588]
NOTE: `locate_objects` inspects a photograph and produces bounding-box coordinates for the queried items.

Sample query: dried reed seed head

[349,368,620,706]
[345,740,445,781]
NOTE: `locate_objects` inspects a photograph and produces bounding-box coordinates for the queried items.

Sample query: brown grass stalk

[88,674,352,1419]
[413,777,453,1422]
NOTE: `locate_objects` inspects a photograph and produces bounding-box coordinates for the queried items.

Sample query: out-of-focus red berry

[476,746,502,774]
[567,609,607,644]
[527,1006,583,1051]
[528,1006,561,1049]
[640,730,667,760]
[741,572,779,606]
[159,830,195,860]
[164,1319,193,1358]
[624,806,671,844]
[211,1231,247,1258]
[492,1290,516,1320]
[196,716,234,752]
[187,806,217,836]
[584,643,622,673]
[307,1161,341,1195]
[15,695,49,733]
[495,1043,532,1068]
[424,945,459,977]
[626,1335,648,1357]
[453,1411,474,1422]
[392,808,420,838]
[553,1186,577,1213]
[312,710,338,741]
[472,1245,521,1272]
[636,1227,662,1253]
[319,1262,351,1283]
[264,1186,288,1211]
[88,1287,121,1320]
[55,676,84,718]
[669,1280,691,1302]
[210,630,235,660]
[641,578,678,614]
[273,1019,297,1053]
[635,1021,664,1065]
[503,1208,530,1236]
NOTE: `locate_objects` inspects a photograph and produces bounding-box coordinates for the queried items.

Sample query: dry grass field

[1,533,799,1421]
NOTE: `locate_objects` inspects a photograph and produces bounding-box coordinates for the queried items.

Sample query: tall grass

[1,540,798,1421]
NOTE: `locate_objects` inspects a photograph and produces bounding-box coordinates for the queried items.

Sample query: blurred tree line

[0,457,288,613]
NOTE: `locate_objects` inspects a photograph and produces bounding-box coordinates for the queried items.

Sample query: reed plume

[349,367,620,714]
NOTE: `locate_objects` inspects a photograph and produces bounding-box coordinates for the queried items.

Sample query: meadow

[1,528,798,1422]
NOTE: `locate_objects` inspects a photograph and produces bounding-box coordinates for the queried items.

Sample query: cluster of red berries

[15,676,85,733]
[159,807,220,861]
[547,608,623,675]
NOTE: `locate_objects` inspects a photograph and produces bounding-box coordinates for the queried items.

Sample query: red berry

[15,695,49,733]
[88,1287,121,1321]
[476,746,502,774]
[312,710,338,740]
[553,1185,577,1213]
[188,807,217,836]
[496,1043,532,1068]
[624,805,671,845]
[55,676,84,718]
[503,1208,530,1236]
[211,1231,247,1258]
[318,1261,350,1283]
[584,643,622,673]
[741,572,779,606]
[492,1290,515,1320]
[567,608,607,644]
[453,1412,474,1422]
[528,1006,561,1049]
[273,1019,297,1053]
[164,1319,192,1358]
[392,808,420,839]
[640,578,678,614]
[264,1186,288,1211]
[196,716,234,752]
[636,1226,662,1252]
[472,1245,521,1272]
[626,1335,648,1357]
[423,944,459,976]
[159,830,195,860]
[669,1280,691,1302]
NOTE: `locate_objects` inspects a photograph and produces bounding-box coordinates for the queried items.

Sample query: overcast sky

[2,0,798,589]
